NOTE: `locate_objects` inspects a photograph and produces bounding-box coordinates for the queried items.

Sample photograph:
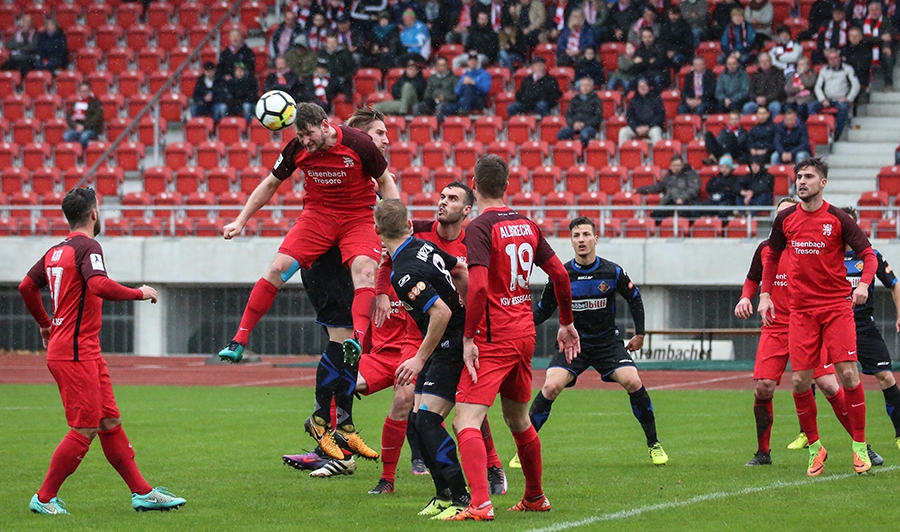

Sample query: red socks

[480,418,502,469]
[513,425,543,500]
[793,389,820,444]
[753,397,773,454]
[38,430,91,502]
[351,287,376,342]
[457,427,490,507]
[234,278,279,345]
[824,386,853,437]
[380,417,407,484]
[843,383,867,443]
[99,424,152,495]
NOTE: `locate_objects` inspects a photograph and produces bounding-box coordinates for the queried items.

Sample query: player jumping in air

[509,216,667,469]
[759,158,875,475]
[19,188,186,515]
[218,103,398,460]
[736,198,882,467]
[449,155,580,521]
[375,199,473,519]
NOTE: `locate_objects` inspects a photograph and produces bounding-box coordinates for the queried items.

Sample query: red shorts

[456,336,536,406]
[47,358,119,428]
[788,305,858,372]
[359,343,416,395]
[278,208,381,269]
[754,329,835,384]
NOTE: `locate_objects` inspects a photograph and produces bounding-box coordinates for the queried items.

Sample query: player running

[219,103,397,460]
[736,198,881,467]
[509,216,667,469]
[19,188,186,515]
[449,155,580,521]
[841,207,900,452]
[374,199,473,520]
[759,158,875,475]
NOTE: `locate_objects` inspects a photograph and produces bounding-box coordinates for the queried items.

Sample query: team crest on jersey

[342,156,355,167]
[855,261,864,272]
[823,223,833,236]
[51,249,63,262]
[599,281,609,293]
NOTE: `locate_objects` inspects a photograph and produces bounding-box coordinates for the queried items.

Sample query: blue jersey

[845,248,897,332]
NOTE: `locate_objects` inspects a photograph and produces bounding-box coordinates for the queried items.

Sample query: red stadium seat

[544,191,575,220]
[217,191,247,219]
[696,41,721,69]
[474,116,504,144]
[486,141,516,163]
[454,141,483,169]
[597,165,626,194]
[858,191,889,220]
[31,168,60,196]
[148,3,175,26]
[227,141,257,169]
[86,142,113,168]
[624,218,655,238]
[281,191,305,219]
[9,191,39,218]
[157,24,186,50]
[23,143,51,170]
[165,142,194,169]
[117,3,143,26]
[493,91,515,118]
[653,140,683,167]
[258,218,290,237]
[725,217,758,238]
[169,47,192,71]
[95,24,123,51]
[178,3,204,27]
[176,69,199,95]
[121,192,152,218]
[41,118,67,145]
[95,167,124,197]
[131,218,164,236]
[769,164,793,197]
[0,142,20,170]
[5,96,32,123]
[353,68,383,94]
[118,141,145,171]
[175,167,203,194]
[260,141,284,168]
[686,139,708,169]
[604,115,628,144]
[388,141,418,169]
[143,167,173,195]
[106,47,135,74]
[240,1,265,26]
[99,94,124,121]
[382,115,407,143]
[24,70,53,98]
[207,167,237,194]
[661,90,681,122]
[520,141,549,168]
[508,192,540,215]
[31,94,61,121]
[531,166,561,195]
[55,5,82,28]
[507,166,527,195]
[400,167,428,195]
[599,42,624,74]
[619,140,649,169]
[565,165,594,194]
[138,47,166,72]
[240,167,267,195]
[420,141,450,169]
[611,191,640,219]
[103,217,131,236]
[553,141,582,168]
[875,218,898,239]
[806,114,835,148]
[139,116,167,146]
[878,166,900,197]
[159,93,188,122]
[436,44,463,61]
[409,116,439,142]
[659,217,690,238]
[55,143,83,169]
[153,191,183,218]
[691,216,724,237]
[533,218,558,237]
[585,140,616,169]
[441,116,471,144]
[507,116,537,144]
[540,115,566,144]
[575,191,608,220]
[597,91,623,119]
[63,167,87,190]
[186,117,215,145]
[533,43,556,68]
[185,191,215,218]
[66,25,91,51]
[632,165,662,190]
[0,71,21,95]
[127,94,153,118]
[118,70,146,97]
[218,117,247,144]
[126,25,153,50]
[76,47,104,72]
[433,166,464,192]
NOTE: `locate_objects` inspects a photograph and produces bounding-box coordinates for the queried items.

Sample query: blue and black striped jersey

[845,248,897,331]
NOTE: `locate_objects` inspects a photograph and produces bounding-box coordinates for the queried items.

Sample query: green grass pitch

[0,384,897,531]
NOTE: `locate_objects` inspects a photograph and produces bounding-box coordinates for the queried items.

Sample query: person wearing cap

[374,60,427,115]
[439,52,491,116]
[508,57,563,117]
[224,62,259,124]
[363,11,403,72]
[772,108,811,165]
[399,9,432,63]
[738,156,774,206]
[270,9,306,60]
[704,155,740,214]
[192,61,229,122]
[285,34,318,78]
[452,11,499,69]
[217,29,256,82]
[414,56,459,115]
[636,154,701,220]
[619,78,665,145]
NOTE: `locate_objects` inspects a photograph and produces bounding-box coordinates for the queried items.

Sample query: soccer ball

[255,90,296,131]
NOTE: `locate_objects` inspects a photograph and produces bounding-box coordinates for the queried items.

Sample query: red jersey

[464,206,556,341]
[371,283,408,353]
[762,201,876,311]
[412,220,468,263]
[271,125,387,212]
[26,234,111,361]
[742,240,789,330]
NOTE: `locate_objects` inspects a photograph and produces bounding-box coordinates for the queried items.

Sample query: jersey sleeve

[746,241,766,283]
[532,231,556,267]
[533,280,558,326]
[411,219,435,235]
[615,266,645,335]
[761,210,790,293]
[392,269,441,315]
[271,138,300,180]
[433,246,459,272]
[341,126,388,179]
[875,250,898,288]
[26,255,48,287]
[77,239,110,282]
[835,206,877,285]
[464,217,492,269]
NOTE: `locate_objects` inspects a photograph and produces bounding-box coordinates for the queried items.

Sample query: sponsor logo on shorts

[424,381,435,387]
[848,350,857,356]
[618,359,632,364]
[398,274,410,287]
[90,253,105,271]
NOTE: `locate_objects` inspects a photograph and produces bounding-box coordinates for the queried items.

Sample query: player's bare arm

[396,298,451,386]
[374,169,400,200]
[223,174,283,239]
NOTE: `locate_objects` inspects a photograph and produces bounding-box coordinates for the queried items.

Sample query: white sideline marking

[523,466,899,532]
[647,373,752,390]
[224,376,316,387]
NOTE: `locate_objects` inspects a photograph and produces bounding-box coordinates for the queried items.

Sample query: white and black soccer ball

[255,90,297,131]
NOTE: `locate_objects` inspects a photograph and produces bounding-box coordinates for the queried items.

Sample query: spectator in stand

[704,155,740,213]
[606,0,643,43]
[619,78,665,145]
[363,11,402,72]
[607,41,637,91]
[815,6,849,65]
[36,18,68,72]
[335,16,362,62]
[374,59,427,115]
[705,110,749,164]
[423,0,449,48]
[498,18,527,73]
[862,2,896,91]
[223,63,258,124]
[738,157,775,206]
[847,0,871,26]
[192,62,228,122]
[439,51,491,116]
[710,0,741,42]
[804,0,843,39]
[558,9,599,66]
[318,34,355,101]
[285,35,318,78]
[511,0,547,52]
[678,56,717,115]
[306,13,330,52]
[744,0,773,38]
[716,54,751,112]
[547,0,575,44]
[574,46,605,86]
[784,56,818,120]
[311,58,332,112]
[447,0,477,46]
[771,26,802,74]
[391,0,426,25]
[508,57,563,117]
[627,7,660,46]
[582,0,610,42]
[484,0,506,35]
[217,29,256,82]
[720,8,756,66]
[414,56,459,115]
[1,14,39,74]
[810,48,860,138]
[291,0,316,28]
[270,10,306,60]
[64,82,103,149]
[558,77,603,146]
[747,106,777,162]
[399,9,432,63]
[452,11,499,68]
[679,0,708,47]
[844,27,874,92]
[632,27,668,91]
[772,108,811,165]
[659,6,694,70]
[264,56,302,98]
[743,53,786,116]
[636,154,701,219]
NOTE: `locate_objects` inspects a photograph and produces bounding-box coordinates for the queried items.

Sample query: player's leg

[502,396,551,513]
[370,368,415,494]
[857,329,900,446]
[789,310,828,476]
[339,219,383,363]
[748,379,777,465]
[450,402,494,520]
[481,418,507,495]
[610,365,667,465]
[305,336,351,460]
[875,371,900,446]
[531,368,575,431]
[415,394,469,516]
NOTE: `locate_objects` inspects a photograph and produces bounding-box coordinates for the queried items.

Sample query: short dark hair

[794,157,828,180]
[569,216,597,233]
[374,199,409,240]
[294,102,329,132]
[345,107,385,132]
[670,154,684,163]
[473,155,509,199]
[445,181,474,207]
[784,108,798,116]
[776,196,798,208]
[640,26,654,34]
[776,25,791,35]
[841,205,859,222]
[62,188,97,229]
